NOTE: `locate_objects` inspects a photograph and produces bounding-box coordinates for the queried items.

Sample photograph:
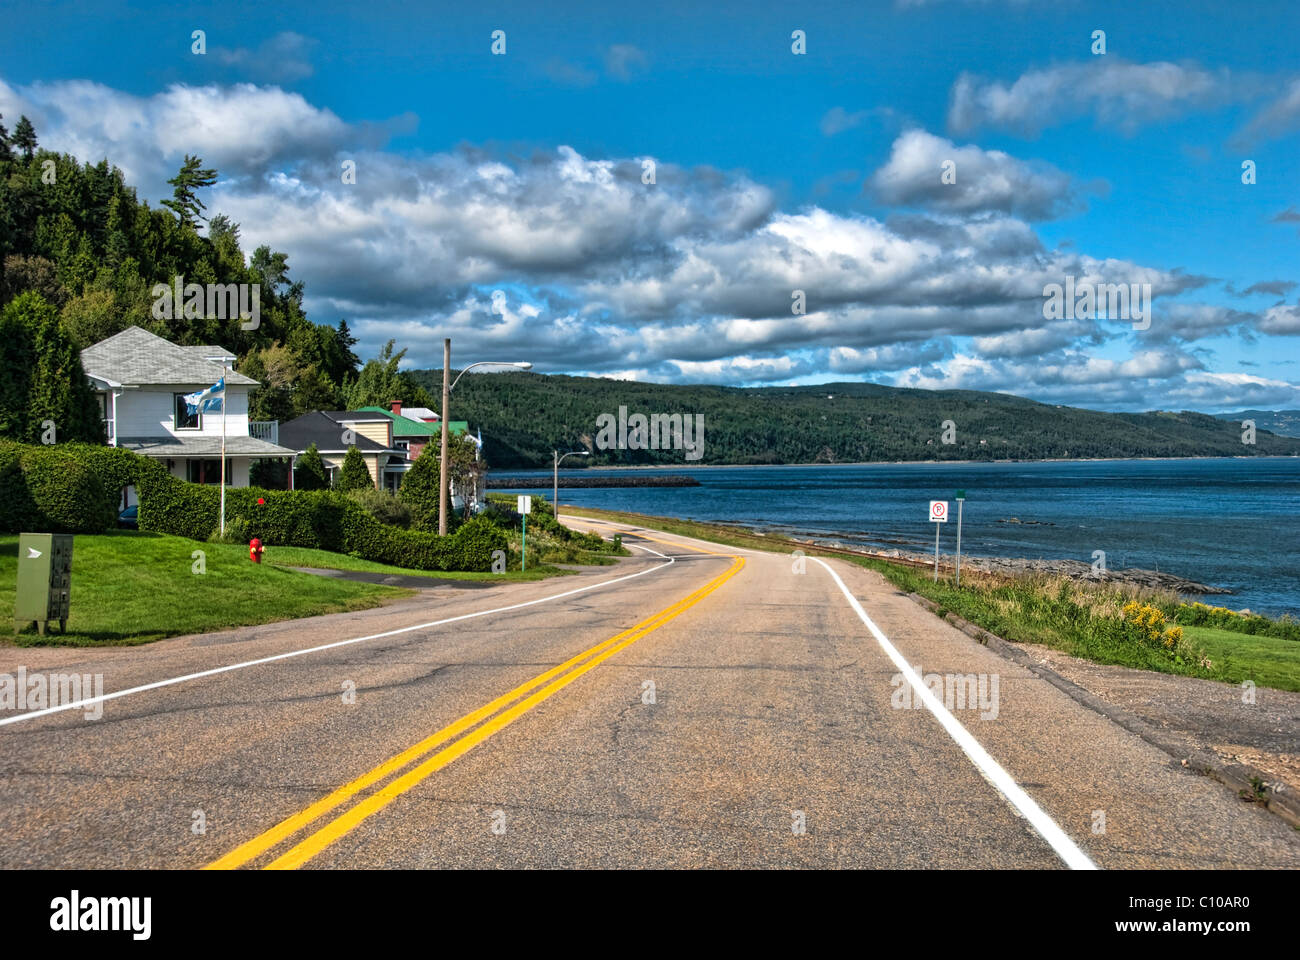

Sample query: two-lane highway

[1,519,1297,869]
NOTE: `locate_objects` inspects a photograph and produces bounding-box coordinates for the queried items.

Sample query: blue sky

[2,0,1299,410]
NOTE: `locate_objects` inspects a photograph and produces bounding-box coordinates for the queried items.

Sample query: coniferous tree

[337,445,373,491]
[0,292,103,443]
[11,116,36,162]
[293,442,329,490]
[399,444,442,533]
[161,154,217,229]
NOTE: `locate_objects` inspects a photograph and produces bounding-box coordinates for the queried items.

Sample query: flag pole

[220,369,227,537]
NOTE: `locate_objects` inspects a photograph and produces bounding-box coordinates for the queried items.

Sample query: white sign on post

[517,495,532,515]
[929,500,948,522]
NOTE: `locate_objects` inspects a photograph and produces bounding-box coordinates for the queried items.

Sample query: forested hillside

[0,117,433,433]
[408,371,1300,468]
[3,118,1295,470]
[1215,410,1300,438]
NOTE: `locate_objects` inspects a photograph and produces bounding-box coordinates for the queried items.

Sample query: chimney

[390,400,402,416]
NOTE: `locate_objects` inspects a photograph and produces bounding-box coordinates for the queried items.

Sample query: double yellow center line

[206,534,743,870]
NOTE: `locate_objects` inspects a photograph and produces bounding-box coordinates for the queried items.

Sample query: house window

[187,459,232,485]
[97,393,115,442]
[174,393,201,430]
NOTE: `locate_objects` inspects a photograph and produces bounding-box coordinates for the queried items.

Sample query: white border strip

[812,557,1098,871]
[0,543,677,728]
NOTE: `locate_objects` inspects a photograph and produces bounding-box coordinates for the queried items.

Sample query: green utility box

[15,533,73,636]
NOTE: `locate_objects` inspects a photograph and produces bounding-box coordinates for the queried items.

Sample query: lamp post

[553,449,590,518]
[438,340,532,535]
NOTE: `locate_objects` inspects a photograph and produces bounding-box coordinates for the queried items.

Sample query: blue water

[495,458,1300,616]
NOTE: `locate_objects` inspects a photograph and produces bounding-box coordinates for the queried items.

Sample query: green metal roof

[357,406,437,437]
[357,407,469,438]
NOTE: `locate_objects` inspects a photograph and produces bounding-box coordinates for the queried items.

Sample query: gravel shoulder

[1024,644,1300,798]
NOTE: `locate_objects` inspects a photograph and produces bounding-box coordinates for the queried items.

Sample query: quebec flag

[184,378,225,414]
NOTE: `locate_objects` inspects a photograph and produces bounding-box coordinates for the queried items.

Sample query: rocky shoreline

[794,539,1233,596]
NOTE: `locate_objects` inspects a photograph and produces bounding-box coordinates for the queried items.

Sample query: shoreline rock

[795,539,1232,595]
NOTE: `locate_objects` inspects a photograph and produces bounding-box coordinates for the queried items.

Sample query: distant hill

[1215,410,1300,439]
[406,371,1300,469]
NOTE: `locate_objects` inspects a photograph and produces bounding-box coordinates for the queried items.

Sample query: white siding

[115,384,251,439]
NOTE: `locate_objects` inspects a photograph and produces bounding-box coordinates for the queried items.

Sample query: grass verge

[2,531,406,647]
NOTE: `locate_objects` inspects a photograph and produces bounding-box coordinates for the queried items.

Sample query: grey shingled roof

[81,326,258,386]
[118,435,296,457]
[278,411,396,454]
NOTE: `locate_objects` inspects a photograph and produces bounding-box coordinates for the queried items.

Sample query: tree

[337,445,373,491]
[250,245,289,292]
[162,155,218,229]
[207,214,240,246]
[60,289,126,349]
[0,113,11,162]
[0,292,103,444]
[1,255,68,308]
[293,442,329,490]
[337,319,358,361]
[399,443,442,532]
[344,339,436,410]
[398,433,482,529]
[444,433,486,518]
[11,116,36,162]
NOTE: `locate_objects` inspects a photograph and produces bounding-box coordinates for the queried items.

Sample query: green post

[522,514,527,572]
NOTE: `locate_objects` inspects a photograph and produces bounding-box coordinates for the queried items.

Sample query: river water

[492,458,1300,616]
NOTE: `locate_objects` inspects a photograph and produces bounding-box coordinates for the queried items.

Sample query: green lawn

[1182,625,1300,693]
[2,532,407,646]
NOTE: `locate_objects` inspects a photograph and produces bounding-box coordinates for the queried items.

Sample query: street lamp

[439,338,532,534]
[553,449,590,518]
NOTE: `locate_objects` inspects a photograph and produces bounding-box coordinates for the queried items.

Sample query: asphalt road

[1,518,1297,869]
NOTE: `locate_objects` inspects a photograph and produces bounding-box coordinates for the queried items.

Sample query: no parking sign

[929,500,948,522]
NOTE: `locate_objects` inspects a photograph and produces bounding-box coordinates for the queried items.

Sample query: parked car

[117,505,138,529]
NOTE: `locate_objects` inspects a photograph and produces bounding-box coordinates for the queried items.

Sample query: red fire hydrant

[249,537,264,564]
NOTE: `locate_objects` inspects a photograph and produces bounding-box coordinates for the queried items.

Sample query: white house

[80,326,297,506]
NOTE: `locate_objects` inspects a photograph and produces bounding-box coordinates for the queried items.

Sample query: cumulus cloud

[947,59,1233,136]
[1140,303,1258,343]
[0,77,351,193]
[4,73,1292,409]
[1258,303,1300,336]
[869,129,1094,220]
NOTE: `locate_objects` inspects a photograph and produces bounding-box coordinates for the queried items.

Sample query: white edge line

[0,542,677,728]
[811,556,1098,871]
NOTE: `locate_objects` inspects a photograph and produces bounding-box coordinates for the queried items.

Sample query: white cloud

[870,129,1093,219]
[948,59,1233,136]
[4,73,1292,409]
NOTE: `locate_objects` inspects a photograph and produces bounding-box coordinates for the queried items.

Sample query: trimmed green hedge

[0,438,504,571]
[0,438,131,533]
[137,458,505,571]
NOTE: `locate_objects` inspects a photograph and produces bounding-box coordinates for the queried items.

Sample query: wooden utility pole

[439,338,450,536]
